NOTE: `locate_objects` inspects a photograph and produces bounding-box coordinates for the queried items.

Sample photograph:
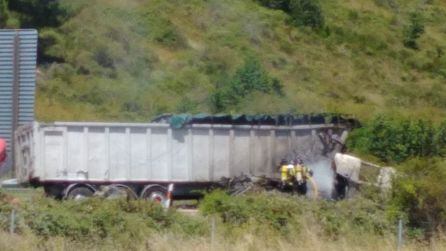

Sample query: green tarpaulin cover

[151,113,359,129]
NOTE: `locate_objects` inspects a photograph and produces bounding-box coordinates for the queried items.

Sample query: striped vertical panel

[0,29,38,175]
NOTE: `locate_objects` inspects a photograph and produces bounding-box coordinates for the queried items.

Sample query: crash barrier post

[210,216,216,251]
[397,218,404,251]
[164,183,174,209]
[9,209,16,234]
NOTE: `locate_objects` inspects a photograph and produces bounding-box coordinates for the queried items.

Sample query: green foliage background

[0,190,395,249]
[388,158,446,238]
[1,0,446,121]
[348,116,446,163]
[2,0,446,241]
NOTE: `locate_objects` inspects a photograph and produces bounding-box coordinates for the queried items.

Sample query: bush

[348,116,446,163]
[0,0,8,28]
[200,190,394,238]
[403,12,425,49]
[256,0,290,10]
[0,191,15,232]
[389,158,446,238]
[256,0,324,30]
[200,190,297,231]
[212,56,283,112]
[1,189,397,245]
[8,0,68,28]
[14,197,208,248]
[288,0,324,30]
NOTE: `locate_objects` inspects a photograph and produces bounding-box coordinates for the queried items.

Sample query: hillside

[3,1,446,247]
[2,0,446,122]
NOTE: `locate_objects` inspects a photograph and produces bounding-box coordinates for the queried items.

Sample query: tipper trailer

[14,116,354,201]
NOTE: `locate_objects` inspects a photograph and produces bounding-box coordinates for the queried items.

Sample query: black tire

[140,185,168,204]
[44,184,65,199]
[66,186,95,200]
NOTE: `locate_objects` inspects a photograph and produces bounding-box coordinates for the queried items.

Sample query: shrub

[0,196,209,250]
[389,158,446,238]
[256,0,324,30]
[200,190,394,238]
[256,0,290,10]
[0,0,8,27]
[200,190,302,235]
[348,116,446,163]
[0,190,15,231]
[403,12,425,49]
[288,0,324,30]
[143,13,186,48]
[212,56,283,112]
[8,0,68,28]
[1,189,397,245]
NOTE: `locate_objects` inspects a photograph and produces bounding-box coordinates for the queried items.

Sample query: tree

[289,0,325,30]
[0,0,8,28]
[256,0,290,11]
[348,116,446,163]
[8,0,67,28]
[257,0,325,30]
[212,56,283,112]
[403,12,424,49]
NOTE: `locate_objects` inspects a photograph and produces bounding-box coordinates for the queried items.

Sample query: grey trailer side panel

[89,127,108,180]
[130,127,148,181]
[191,128,210,180]
[212,129,230,180]
[171,129,188,181]
[232,130,250,176]
[42,129,64,180]
[15,122,348,184]
[253,130,270,176]
[109,127,129,180]
[151,127,169,180]
[66,127,83,179]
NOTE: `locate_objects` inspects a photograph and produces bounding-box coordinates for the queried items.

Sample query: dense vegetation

[2,0,446,247]
[1,0,446,121]
[0,188,444,250]
[0,189,396,250]
[390,158,446,237]
[349,116,446,163]
[348,117,446,238]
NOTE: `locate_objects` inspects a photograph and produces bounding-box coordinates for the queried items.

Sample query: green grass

[12,0,442,122]
[0,189,444,251]
[3,2,446,249]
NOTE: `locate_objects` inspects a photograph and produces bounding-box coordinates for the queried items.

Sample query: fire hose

[307,176,319,199]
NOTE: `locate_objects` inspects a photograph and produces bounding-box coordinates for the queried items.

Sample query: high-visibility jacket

[281,164,295,185]
[294,164,312,183]
[294,164,304,183]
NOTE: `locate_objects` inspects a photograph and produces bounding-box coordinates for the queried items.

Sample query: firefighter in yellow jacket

[293,159,313,195]
[280,159,295,189]
[280,158,313,195]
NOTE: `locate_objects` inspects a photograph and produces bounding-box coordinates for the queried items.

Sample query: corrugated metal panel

[15,122,348,183]
[0,29,38,176]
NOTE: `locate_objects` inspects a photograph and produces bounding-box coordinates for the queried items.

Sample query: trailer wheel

[140,185,167,204]
[43,184,65,199]
[104,185,137,200]
[65,185,95,200]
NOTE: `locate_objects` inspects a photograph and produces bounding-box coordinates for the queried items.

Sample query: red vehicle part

[0,138,6,163]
